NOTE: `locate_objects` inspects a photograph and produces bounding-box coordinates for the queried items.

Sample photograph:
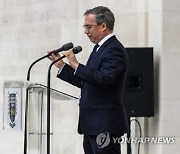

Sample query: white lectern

[3,80,78,154]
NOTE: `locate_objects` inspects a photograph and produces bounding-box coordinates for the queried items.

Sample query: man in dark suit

[48,6,129,154]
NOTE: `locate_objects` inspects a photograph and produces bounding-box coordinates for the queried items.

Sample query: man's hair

[84,6,115,31]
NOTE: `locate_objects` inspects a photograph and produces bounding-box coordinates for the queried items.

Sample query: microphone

[27,42,74,81]
[72,46,82,54]
[60,45,82,59]
[53,42,74,54]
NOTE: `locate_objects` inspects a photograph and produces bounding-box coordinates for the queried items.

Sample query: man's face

[83,14,104,44]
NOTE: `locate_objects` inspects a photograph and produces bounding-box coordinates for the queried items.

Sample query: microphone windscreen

[62,42,74,50]
[72,46,82,54]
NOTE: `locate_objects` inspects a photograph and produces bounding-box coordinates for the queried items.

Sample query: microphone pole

[27,42,74,81]
[46,46,82,154]
[23,42,73,154]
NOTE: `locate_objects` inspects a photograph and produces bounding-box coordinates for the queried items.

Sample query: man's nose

[84,28,89,34]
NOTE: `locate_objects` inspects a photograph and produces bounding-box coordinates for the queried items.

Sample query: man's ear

[101,23,107,32]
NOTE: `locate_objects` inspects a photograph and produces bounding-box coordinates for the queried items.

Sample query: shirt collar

[98,33,114,47]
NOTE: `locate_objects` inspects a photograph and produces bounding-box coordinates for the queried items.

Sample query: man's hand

[62,50,79,69]
[47,50,65,69]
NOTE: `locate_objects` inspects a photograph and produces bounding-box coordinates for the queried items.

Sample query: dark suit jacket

[57,35,129,135]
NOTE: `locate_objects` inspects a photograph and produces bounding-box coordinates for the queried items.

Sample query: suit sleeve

[74,46,127,88]
[57,64,82,88]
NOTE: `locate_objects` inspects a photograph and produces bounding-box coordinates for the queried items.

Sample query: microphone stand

[27,54,49,81]
[23,87,30,154]
[47,47,82,154]
[23,43,74,154]
[47,56,65,154]
[24,54,49,154]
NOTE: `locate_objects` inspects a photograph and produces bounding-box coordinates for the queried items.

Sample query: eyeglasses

[83,24,99,31]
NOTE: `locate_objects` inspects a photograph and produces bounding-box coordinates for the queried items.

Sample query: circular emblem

[96,132,110,148]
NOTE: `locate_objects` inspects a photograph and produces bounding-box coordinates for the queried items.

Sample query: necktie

[91,44,99,59]
[93,44,99,52]
[86,44,99,66]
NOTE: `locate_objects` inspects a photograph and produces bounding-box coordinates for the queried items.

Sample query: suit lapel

[82,36,116,87]
[86,36,116,67]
